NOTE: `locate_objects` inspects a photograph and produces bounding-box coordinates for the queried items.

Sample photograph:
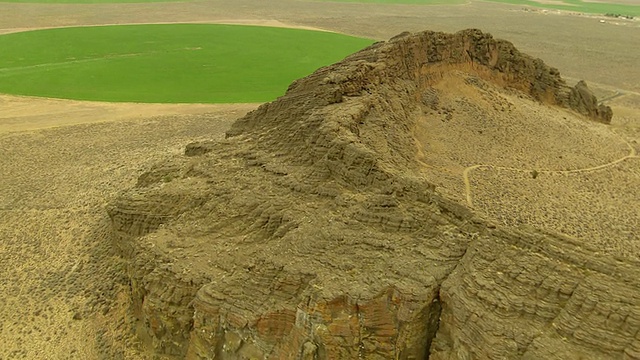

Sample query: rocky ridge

[107,29,638,359]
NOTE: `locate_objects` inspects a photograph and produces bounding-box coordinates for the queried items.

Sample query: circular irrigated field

[0,24,373,103]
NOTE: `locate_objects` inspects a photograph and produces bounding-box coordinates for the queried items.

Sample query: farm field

[326,0,640,16]
[489,0,640,16]
[0,0,639,358]
[0,24,373,103]
[2,0,639,16]
[320,0,639,16]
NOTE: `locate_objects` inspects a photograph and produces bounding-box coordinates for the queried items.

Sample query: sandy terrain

[0,94,257,133]
[0,18,330,36]
[0,0,639,358]
[532,0,577,6]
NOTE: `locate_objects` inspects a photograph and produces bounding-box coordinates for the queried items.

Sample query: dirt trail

[464,136,638,207]
[0,19,331,36]
[0,94,259,133]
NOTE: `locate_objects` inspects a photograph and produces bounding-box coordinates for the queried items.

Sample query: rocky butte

[108,29,639,359]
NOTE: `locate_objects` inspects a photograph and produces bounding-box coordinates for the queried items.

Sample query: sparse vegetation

[531,169,539,179]
[605,12,634,19]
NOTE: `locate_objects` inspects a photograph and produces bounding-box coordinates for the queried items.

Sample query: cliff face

[107,29,635,359]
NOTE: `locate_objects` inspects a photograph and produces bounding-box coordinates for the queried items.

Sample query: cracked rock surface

[108,29,637,359]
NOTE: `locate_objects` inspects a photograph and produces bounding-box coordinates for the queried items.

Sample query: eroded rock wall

[432,227,640,359]
[107,29,629,359]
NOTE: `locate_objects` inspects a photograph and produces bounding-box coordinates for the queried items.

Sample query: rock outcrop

[107,29,634,359]
[569,80,613,123]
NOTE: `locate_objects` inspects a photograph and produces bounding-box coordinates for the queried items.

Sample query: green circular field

[0,24,374,103]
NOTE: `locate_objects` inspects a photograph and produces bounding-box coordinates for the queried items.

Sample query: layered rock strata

[108,29,633,359]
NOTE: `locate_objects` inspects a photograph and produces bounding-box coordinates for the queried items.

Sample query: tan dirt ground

[0,18,330,35]
[0,94,258,133]
[531,0,577,6]
[0,0,639,358]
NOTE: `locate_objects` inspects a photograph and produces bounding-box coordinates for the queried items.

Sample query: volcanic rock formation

[108,29,638,359]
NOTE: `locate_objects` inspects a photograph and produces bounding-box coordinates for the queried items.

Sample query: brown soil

[1,1,639,359]
[0,94,257,133]
[0,19,329,36]
[532,0,577,6]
